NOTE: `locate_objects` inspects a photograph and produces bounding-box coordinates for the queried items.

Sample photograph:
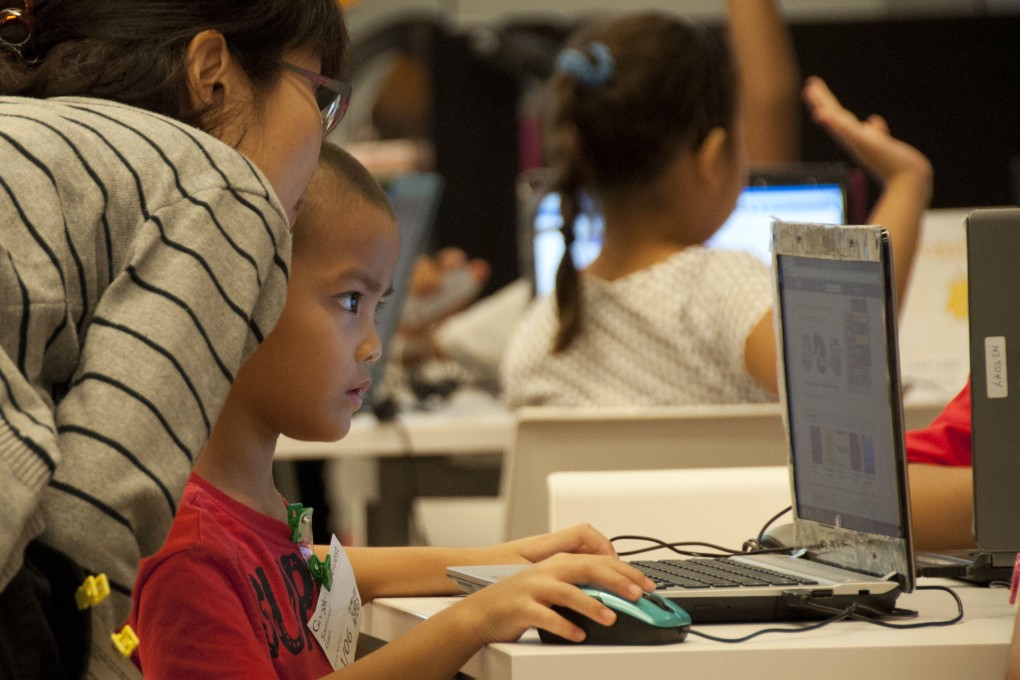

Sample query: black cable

[688,607,853,643]
[610,534,790,558]
[390,419,426,545]
[392,417,415,455]
[754,506,793,547]
[610,505,794,557]
[793,585,964,629]
[686,585,963,643]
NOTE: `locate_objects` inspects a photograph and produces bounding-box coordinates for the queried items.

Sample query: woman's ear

[184,30,234,110]
[695,127,733,190]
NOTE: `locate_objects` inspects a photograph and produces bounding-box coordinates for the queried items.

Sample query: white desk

[274,389,514,461]
[363,582,1013,680]
[274,389,511,545]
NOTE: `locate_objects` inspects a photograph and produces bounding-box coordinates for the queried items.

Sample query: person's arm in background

[905,380,976,551]
[745,78,931,394]
[908,464,974,552]
[726,0,799,396]
[727,0,801,164]
[802,76,932,308]
[398,247,491,365]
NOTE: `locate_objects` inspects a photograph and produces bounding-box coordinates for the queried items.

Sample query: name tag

[307,535,362,671]
[985,336,1008,399]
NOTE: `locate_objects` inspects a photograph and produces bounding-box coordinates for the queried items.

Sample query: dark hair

[293,142,395,254]
[544,12,737,352]
[1,0,348,133]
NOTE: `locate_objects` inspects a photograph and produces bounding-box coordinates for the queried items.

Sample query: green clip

[308,554,332,591]
[288,503,314,544]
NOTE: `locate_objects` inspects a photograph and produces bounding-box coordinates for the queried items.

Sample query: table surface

[274,389,514,460]
[362,581,1014,680]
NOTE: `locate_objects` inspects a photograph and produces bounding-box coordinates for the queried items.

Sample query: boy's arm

[326,523,619,602]
[324,553,653,680]
[343,545,492,601]
[743,310,779,395]
[727,0,801,164]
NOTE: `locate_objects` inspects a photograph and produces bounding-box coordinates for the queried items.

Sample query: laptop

[918,208,1020,584]
[364,171,443,417]
[519,163,848,297]
[449,220,917,624]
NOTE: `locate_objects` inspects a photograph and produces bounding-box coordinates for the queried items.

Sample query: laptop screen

[772,221,914,589]
[527,172,846,297]
[366,172,443,412]
[705,183,845,263]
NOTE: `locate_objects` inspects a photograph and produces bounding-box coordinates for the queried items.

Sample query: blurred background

[333,0,1020,295]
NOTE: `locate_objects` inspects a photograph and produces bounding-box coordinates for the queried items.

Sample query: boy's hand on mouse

[802,75,932,192]
[455,553,654,644]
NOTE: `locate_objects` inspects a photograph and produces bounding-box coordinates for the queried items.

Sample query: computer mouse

[539,587,691,645]
[759,522,795,551]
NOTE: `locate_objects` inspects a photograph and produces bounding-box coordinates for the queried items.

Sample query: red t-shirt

[128,473,332,679]
[904,380,972,467]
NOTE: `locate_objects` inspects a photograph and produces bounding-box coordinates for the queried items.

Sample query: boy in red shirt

[127,144,653,678]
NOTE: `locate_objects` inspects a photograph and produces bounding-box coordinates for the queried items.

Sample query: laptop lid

[772,220,915,594]
[965,207,1020,553]
[519,163,848,297]
[365,172,443,413]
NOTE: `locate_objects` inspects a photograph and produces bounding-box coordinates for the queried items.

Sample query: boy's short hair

[319,143,394,216]
[293,143,395,252]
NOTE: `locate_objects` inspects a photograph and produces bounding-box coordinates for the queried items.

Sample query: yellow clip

[111,626,139,659]
[75,574,110,611]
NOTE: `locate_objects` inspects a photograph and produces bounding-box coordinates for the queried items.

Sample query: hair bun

[554,41,614,88]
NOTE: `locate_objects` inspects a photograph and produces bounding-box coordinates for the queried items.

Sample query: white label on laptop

[307,535,361,671]
[984,336,1008,398]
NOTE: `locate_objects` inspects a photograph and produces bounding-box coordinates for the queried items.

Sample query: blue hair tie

[554,41,614,88]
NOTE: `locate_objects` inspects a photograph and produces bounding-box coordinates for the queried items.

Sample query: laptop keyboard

[633,558,819,589]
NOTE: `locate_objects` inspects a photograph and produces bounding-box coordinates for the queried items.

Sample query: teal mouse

[539,587,691,645]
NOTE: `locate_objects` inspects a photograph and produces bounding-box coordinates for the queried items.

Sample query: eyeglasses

[279,60,352,137]
[0,0,35,60]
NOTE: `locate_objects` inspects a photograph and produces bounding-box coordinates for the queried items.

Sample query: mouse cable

[791,584,964,630]
[609,534,791,558]
[685,585,963,644]
[686,607,854,644]
[608,505,794,557]
[790,595,919,621]
[743,505,793,552]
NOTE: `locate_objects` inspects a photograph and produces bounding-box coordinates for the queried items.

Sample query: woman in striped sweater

[0,1,348,676]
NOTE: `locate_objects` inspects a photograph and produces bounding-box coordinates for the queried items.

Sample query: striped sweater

[0,96,291,638]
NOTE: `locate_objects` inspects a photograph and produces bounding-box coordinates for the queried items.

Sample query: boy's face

[237,190,399,442]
